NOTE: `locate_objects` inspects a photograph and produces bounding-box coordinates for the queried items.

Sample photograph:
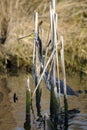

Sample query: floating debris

[13,93,18,103]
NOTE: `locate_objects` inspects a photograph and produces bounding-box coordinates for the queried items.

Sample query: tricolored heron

[33,36,78,97]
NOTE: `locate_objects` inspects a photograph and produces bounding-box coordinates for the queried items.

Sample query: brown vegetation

[0,0,87,74]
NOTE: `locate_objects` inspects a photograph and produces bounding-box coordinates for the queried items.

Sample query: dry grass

[0,0,87,73]
[57,0,87,73]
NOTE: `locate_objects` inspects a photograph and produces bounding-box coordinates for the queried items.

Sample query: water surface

[0,73,87,130]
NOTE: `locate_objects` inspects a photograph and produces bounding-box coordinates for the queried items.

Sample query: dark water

[0,73,87,130]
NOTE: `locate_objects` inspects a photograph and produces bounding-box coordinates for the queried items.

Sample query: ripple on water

[69,114,87,130]
[14,127,25,130]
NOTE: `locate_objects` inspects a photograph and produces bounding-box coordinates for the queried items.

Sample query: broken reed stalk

[55,13,61,99]
[50,0,56,87]
[24,76,31,130]
[50,0,61,129]
[17,33,33,40]
[33,11,38,69]
[54,13,63,128]
[54,12,61,98]
[53,22,56,91]
[60,36,68,129]
[50,82,59,129]
[51,0,56,12]
[60,36,67,97]
[43,1,56,76]
[34,11,42,117]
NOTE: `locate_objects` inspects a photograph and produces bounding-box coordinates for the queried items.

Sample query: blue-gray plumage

[43,71,78,96]
[32,35,78,97]
[56,79,78,96]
